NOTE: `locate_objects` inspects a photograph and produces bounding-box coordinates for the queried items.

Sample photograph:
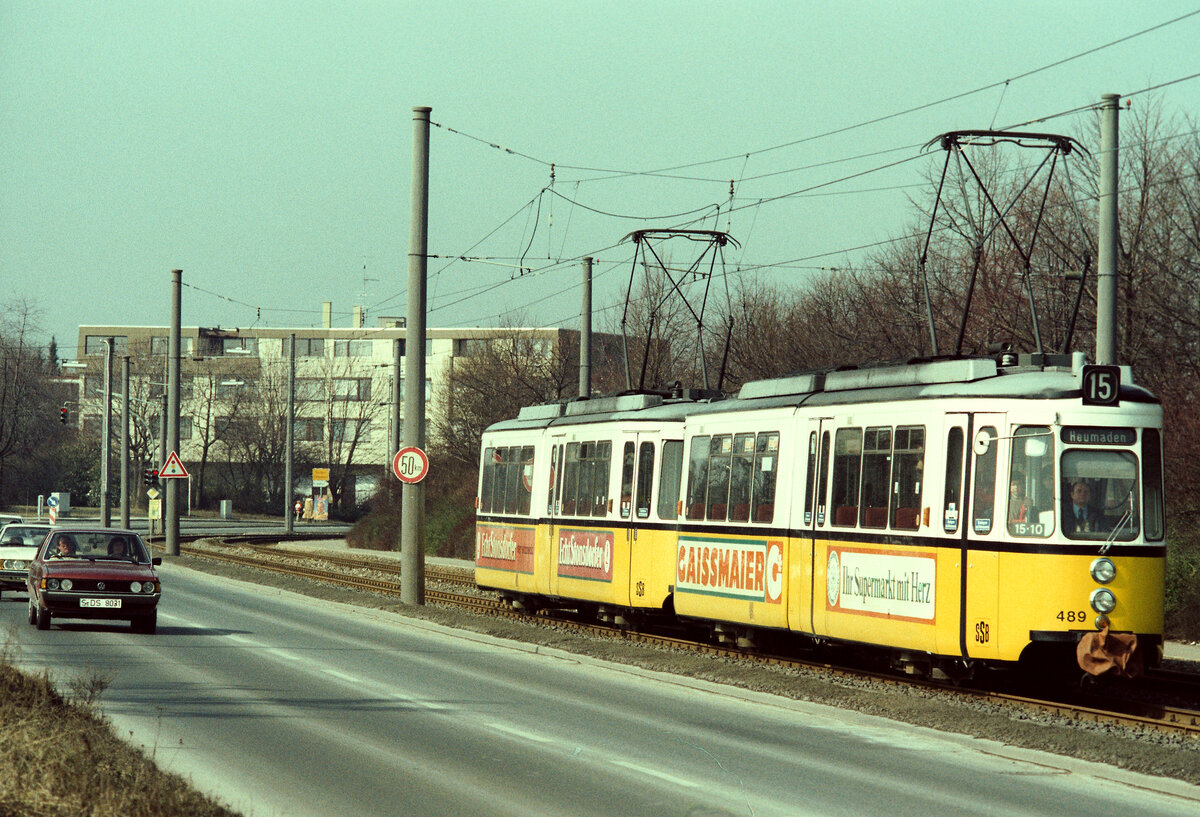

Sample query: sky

[2,1,1199,359]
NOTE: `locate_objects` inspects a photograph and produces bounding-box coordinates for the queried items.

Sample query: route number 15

[1082,365,1120,407]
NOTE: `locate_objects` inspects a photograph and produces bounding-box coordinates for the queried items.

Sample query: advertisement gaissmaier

[475,523,535,574]
[676,536,783,604]
[557,528,614,582]
[825,547,936,623]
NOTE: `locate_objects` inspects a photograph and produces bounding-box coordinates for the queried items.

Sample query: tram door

[543,434,567,597]
[961,412,1005,660]
[622,435,660,608]
[791,418,830,636]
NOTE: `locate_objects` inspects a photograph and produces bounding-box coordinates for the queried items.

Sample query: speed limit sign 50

[392,446,430,484]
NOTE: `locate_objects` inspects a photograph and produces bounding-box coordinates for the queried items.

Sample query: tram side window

[752,432,780,523]
[548,445,559,516]
[831,428,863,527]
[503,448,522,514]
[972,427,998,534]
[658,440,684,520]
[620,442,636,519]
[804,432,817,526]
[727,433,756,522]
[479,447,496,513]
[944,428,964,533]
[1143,429,1164,541]
[686,436,709,520]
[582,441,612,516]
[1061,449,1139,541]
[562,442,581,515]
[817,431,831,526]
[635,442,655,519]
[1007,425,1052,538]
[706,435,734,520]
[890,426,924,530]
[517,446,534,514]
[860,427,892,528]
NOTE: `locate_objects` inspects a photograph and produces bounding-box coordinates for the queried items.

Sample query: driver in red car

[51,535,77,558]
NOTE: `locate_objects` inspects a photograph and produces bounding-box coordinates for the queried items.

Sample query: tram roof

[484,353,1158,433]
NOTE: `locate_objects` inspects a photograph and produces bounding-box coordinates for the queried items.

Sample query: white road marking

[609,759,700,789]
[486,723,556,743]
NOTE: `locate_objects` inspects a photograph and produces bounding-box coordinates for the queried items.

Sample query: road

[4,563,1198,817]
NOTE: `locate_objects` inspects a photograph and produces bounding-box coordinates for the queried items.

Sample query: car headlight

[143,581,158,595]
[1090,557,1116,584]
[130,581,142,593]
[60,579,73,591]
[46,578,60,590]
[1090,588,1117,614]
[13,560,26,571]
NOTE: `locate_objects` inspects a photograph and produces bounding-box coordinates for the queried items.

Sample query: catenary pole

[580,257,592,399]
[166,269,182,557]
[100,337,113,528]
[391,337,402,459]
[120,355,130,529]
[285,333,295,534]
[1096,94,1120,366]
[401,105,430,605]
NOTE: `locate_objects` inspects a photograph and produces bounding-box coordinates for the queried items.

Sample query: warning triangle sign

[159,451,190,479]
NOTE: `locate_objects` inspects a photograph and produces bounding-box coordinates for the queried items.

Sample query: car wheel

[27,599,36,625]
[132,611,157,634]
[35,605,51,631]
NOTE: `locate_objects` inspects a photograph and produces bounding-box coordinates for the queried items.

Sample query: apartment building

[73,318,575,513]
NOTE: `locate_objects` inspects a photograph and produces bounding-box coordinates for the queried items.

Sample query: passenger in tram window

[1007,474,1029,523]
[1062,480,1103,534]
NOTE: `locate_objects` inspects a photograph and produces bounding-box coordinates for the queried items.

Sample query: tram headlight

[1089,557,1116,584]
[1090,588,1117,614]
[1094,615,1111,630]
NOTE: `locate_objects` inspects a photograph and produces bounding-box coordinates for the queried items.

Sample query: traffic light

[59,406,68,424]
[143,468,159,487]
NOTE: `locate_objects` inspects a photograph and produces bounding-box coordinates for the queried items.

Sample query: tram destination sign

[1061,426,1136,446]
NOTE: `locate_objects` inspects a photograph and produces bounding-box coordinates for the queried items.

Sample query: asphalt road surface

[4,564,1198,817]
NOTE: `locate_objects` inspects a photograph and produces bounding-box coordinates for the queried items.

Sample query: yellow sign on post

[312,467,330,488]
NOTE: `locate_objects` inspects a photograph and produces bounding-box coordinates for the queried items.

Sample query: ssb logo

[766,540,783,604]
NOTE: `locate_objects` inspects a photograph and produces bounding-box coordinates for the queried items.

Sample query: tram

[475,352,1164,676]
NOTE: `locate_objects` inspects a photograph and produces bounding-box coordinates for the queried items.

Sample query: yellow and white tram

[475,353,1165,674]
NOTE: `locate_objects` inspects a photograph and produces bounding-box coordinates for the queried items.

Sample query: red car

[27,528,162,633]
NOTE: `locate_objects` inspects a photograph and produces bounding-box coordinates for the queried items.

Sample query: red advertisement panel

[475,523,535,574]
[557,528,614,582]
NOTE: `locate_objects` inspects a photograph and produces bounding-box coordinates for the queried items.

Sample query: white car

[0,523,51,599]
[0,514,24,527]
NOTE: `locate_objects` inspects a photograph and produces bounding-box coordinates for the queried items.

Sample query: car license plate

[80,598,121,609]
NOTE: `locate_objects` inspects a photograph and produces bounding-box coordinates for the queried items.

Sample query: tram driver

[1062,480,1104,535]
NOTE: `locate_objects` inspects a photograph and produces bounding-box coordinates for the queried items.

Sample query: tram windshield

[1060,449,1139,542]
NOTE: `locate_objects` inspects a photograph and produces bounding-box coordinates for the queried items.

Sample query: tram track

[178,534,1200,738]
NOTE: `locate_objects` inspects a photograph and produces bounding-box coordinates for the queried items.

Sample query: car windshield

[1,526,50,547]
[43,532,149,562]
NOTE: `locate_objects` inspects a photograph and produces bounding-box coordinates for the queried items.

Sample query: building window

[332,419,371,443]
[294,338,324,357]
[221,337,258,356]
[216,380,249,400]
[398,378,433,401]
[293,418,324,442]
[331,378,371,401]
[334,339,373,357]
[150,336,194,357]
[296,378,325,401]
[84,336,128,356]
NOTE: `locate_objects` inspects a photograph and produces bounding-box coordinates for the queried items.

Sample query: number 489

[1057,610,1087,623]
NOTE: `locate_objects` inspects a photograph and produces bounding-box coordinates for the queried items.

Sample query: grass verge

[0,645,239,817]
